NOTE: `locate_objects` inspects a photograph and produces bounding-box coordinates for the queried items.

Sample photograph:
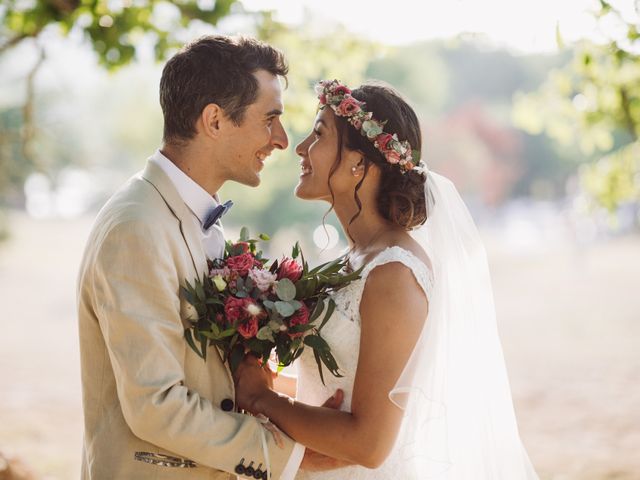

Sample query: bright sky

[240,0,632,53]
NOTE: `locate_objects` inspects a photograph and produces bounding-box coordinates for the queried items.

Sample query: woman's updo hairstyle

[332,81,427,230]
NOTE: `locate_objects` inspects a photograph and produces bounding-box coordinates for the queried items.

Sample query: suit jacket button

[253,469,263,479]
[261,471,268,480]
[234,464,245,475]
[220,398,234,411]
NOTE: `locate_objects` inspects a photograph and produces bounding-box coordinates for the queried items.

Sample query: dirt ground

[0,213,638,479]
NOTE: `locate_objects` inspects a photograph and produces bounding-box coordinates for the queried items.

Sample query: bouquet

[182,227,362,384]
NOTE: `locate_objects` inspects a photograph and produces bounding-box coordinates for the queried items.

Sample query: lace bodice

[294,246,433,480]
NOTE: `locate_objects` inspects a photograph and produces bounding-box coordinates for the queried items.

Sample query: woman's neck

[333,201,397,252]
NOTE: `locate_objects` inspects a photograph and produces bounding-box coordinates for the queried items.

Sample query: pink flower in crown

[375,133,394,151]
[319,93,327,104]
[385,150,402,164]
[351,117,363,130]
[334,85,351,96]
[336,97,362,117]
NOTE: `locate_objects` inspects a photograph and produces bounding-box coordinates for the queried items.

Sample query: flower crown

[315,79,426,175]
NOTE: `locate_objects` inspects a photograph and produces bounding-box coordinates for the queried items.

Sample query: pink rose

[351,117,363,130]
[385,150,401,164]
[288,303,310,338]
[226,253,256,276]
[237,316,259,339]
[248,268,277,292]
[277,257,303,282]
[334,85,351,96]
[375,133,394,151]
[336,97,361,117]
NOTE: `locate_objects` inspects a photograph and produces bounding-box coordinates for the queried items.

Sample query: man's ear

[200,103,224,139]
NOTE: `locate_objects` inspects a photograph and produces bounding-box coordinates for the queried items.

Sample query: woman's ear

[350,156,366,177]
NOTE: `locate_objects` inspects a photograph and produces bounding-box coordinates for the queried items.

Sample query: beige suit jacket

[77,160,295,479]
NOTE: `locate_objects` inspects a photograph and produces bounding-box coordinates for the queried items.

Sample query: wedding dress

[294,172,539,480]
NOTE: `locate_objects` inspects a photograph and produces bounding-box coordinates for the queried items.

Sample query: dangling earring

[351,166,359,176]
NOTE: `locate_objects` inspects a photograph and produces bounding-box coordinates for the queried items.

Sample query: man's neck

[160,142,224,197]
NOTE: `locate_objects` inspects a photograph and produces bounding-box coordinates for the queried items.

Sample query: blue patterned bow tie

[203,200,233,230]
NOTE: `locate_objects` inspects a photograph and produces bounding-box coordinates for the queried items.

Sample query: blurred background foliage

[0,0,639,246]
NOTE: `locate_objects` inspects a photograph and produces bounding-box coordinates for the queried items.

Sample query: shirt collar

[149,149,218,227]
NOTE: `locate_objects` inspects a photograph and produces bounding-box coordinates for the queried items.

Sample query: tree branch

[22,45,46,169]
[0,34,29,55]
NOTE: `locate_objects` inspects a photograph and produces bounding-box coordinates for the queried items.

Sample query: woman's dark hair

[160,35,288,145]
[326,81,427,233]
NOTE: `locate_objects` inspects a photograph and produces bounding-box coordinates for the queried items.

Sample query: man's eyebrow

[265,109,283,117]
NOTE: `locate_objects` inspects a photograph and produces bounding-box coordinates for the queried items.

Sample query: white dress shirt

[150,149,305,479]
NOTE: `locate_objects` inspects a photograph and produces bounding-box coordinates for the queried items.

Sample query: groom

[77,35,305,479]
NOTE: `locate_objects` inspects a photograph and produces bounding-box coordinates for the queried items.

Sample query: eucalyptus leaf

[256,326,275,342]
[275,301,295,317]
[275,278,296,301]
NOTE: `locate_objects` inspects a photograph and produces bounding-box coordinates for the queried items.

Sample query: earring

[351,166,358,175]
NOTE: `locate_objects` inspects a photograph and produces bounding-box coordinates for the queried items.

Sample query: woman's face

[294,107,360,203]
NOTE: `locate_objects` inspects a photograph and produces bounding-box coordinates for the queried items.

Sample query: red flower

[375,133,394,151]
[224,296,250,324]
[226,253,256,276]
[234,242,250,254]
[238,316,259,339]
[319,93,327,104]
[336,97,361,117]
[277,257,303,282]
[334,85,351,96]
[288,303,310,338]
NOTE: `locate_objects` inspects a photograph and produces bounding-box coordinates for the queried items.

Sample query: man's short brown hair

[159,35,288,144]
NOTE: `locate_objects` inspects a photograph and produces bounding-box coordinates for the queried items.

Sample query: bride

[233,79,538,479]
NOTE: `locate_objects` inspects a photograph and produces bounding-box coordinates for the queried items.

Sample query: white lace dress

[295,246,434,480]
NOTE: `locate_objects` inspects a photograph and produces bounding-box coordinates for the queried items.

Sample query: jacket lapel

[141,160,208,280]
[140,160,232,384]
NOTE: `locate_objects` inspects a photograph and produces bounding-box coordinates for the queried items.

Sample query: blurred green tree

[0,0,239,237]
[513,1,640,212]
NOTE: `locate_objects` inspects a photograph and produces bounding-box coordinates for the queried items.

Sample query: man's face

[220,69,288,187]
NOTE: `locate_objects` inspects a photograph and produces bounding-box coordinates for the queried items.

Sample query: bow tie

[203,200,233,230]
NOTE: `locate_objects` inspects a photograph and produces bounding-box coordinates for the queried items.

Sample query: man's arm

[91,218,295,476]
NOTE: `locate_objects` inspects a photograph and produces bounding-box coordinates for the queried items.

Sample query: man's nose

[271,118,289,150]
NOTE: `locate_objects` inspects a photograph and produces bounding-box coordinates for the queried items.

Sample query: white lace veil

[389,171,539,479]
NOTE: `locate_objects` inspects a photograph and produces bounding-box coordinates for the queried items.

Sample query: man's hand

[233,354,274,413]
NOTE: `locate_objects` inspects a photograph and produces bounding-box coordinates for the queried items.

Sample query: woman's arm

[234,262,428,468]
[272,370,297,398]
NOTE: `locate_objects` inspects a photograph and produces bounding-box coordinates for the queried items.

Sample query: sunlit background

[1,0,639,479]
